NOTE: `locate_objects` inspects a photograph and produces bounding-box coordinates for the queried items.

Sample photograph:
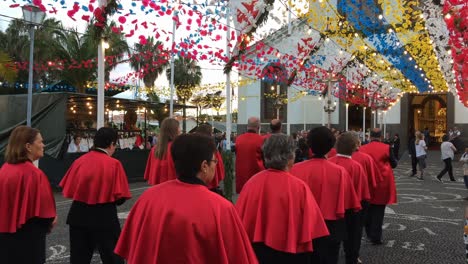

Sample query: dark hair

[5,126,40,164]
[93,127,118,149]
[171,134,216,179]
[307,126,335,157]
[155,118,179,159]
[370,129,382,138]
[270,120,282,133]
[73,135,82,141]
[442,134,449,142]
[336,132,358,156]
[262,134,295,170]
[195,123,213,137]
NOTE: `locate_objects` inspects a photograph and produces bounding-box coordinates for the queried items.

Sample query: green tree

[0,51,17,82]
[130,37,169,91]
[166,57,202,132]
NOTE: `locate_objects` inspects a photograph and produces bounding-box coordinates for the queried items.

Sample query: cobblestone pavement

[44,151,467,263]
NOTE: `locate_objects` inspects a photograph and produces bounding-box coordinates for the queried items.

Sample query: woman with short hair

[236,134,329,263]
[0,126,56,264]
[144,118,180,185]
[115,134,258,264]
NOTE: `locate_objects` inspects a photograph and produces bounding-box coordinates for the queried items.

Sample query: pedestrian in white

[461,148,468,200]
[435,135,457,182]
[415,132,427,180]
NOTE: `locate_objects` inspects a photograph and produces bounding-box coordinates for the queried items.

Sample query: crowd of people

[8,116,468,264]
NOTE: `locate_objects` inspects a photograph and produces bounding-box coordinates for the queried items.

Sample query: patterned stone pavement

[44,151,467,263]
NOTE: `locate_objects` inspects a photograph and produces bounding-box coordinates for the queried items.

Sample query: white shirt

[415,140,427,157]
[67,142,81,153]
[440,141,455,160]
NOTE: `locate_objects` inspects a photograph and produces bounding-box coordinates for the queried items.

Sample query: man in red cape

[60,127,131,264]
[115,134,258,264]
[329,132,370,264]
[359,128,398,245]
[235,116,265,193]
[291,126,361,264]
[263,118,282,139]
[236,134,329,263]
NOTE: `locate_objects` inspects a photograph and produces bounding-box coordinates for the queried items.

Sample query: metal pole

[362,106,366,141]
[169,8,177,117]
[26,25,35,127]
[383,111,387,136]
[97,39,105,129]
[303,100,306,131]
[276,85,280,119]
[327,81,332,128]
[225,5,232,150]
[345,103,349,131]
[321,98,325,126]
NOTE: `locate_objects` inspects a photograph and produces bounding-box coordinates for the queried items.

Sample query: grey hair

[262,134,296,170]
[349,131,361,143]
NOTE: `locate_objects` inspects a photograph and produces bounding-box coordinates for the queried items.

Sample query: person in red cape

[263,118,282,139]
[0,126,56,264]
[291,126,361,264]
[194,123,225,192]
[359,128,398,245]
[143,118,180,185]
[115,134,258,264]
[235,116,265,193]
[329,132,370,264]
[236,134,329,263]
[60,127,131,264]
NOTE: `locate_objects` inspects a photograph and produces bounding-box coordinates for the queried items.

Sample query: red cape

[60,151,131,204]
[327,148,337,158]
[329,156,370,202]
[207,150,225,189]
[352,151,379,199]
[143,142,177,185]
[235,132,265,193]
[291,159,361,220]
[0,162,56,233]
[359,142,397,205]
[236,169,329,253]
[115,180,258,264]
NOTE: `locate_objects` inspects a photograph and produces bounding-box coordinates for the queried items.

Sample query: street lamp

[22,5,45,127]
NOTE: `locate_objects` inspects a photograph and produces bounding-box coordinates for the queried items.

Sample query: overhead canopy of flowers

[1,0,466,108]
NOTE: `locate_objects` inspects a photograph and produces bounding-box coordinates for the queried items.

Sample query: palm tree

[0,51,17,83]
[166,56,202,132]
[130,37,169,91]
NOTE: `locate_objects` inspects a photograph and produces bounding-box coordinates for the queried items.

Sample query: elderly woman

[144,118,180,185]
[0,126,56,264]
[115,134,258,264]
[236,134,329,264]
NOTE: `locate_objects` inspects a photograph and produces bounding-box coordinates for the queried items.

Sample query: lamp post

[345,103,349,131]
[22,5,45,127]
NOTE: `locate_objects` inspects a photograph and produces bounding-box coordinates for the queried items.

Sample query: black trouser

[252,243,312,264]
[310,219,345,264]
[437,158,454,181]
[343,201,368,264]
[0,218,50,264]
[411,155,418,175]
[365,204,386,243]
[70,225,124,264]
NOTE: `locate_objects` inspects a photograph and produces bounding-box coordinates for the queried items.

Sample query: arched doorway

[260,63,288,123]
[409,94,447,146]
[348,104,372,132]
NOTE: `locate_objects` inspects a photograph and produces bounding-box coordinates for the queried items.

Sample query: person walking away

[60,127,131,264]
[144,118,180,185]
[115,134,258,264]
[393,134,400,160]
[0,126,57,264]
[415,132,428,180]
[235,117,265,193]
[291,127,361,264]
[236,134,329,264]
[408,131,418,177]
[359,128,397,245]
[329,132,370,264]
[460,148,468,200]
[436,135,457,182]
